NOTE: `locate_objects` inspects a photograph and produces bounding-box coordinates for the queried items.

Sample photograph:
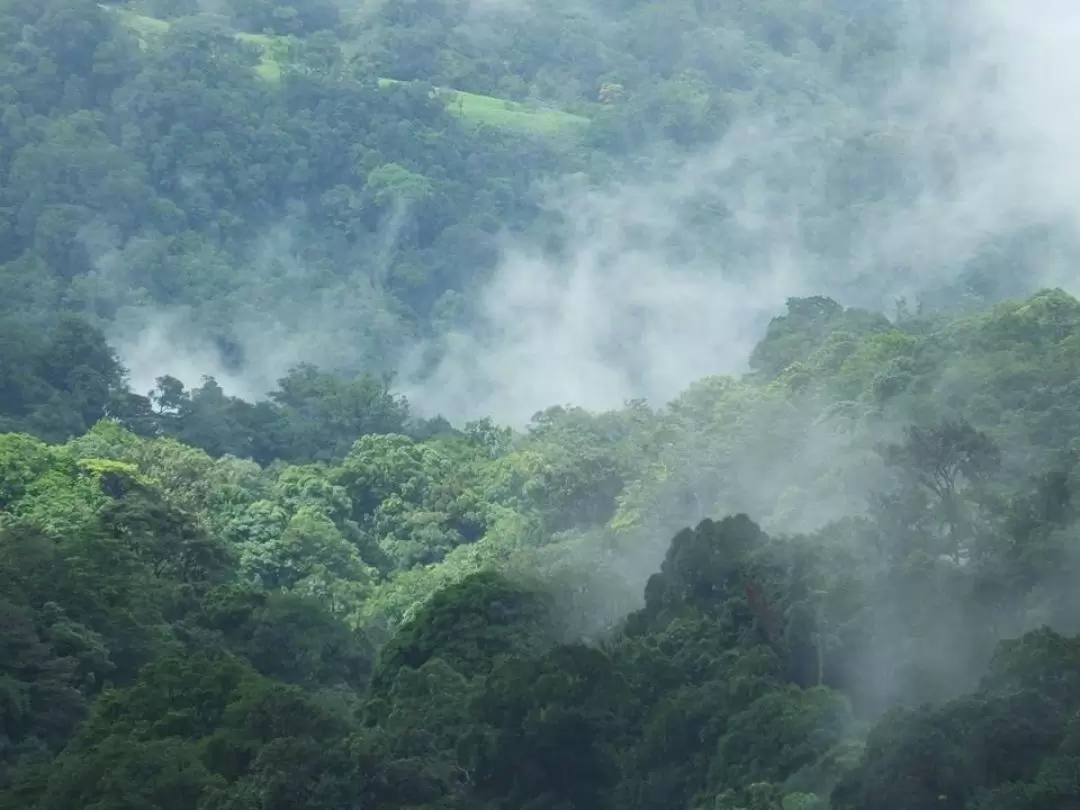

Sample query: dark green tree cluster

[0,311,418,464]
[8,459,1080,809]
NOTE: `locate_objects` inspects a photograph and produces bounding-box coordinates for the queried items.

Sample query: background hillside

[4,1,1080,809]
[4,0,1054,412]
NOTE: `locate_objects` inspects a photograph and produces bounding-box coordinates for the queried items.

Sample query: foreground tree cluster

[2,290,1080,808]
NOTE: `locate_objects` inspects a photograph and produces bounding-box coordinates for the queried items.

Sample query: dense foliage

[0,0,1033,387]
[3,288,1080,808]
[4,0,1080,808]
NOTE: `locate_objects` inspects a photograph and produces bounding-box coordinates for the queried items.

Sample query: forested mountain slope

[5,0,1080,808]
[2,0,1028,403]
[3,290,1080,808]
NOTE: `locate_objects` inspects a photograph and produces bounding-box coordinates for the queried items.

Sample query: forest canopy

[4,0,1080,809]
[0,0,1030,403]
[3,288,1080,808]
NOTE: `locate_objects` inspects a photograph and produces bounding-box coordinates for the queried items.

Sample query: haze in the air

[401,0,1080,425]
[8,5,1080,808]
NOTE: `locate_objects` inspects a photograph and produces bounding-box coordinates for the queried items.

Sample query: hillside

[4,289,1080,807]
[0,0,962,403]
[4,1,1080,809]
[107,5,590,134]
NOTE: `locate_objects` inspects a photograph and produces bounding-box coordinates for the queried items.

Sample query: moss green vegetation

[109,6,587,133]
[441,88,590,135]
[4,290,1080,808]
[5,3,1080,807]
[374,77,590,135]
[110,5,169,38]
[235,30,289,81]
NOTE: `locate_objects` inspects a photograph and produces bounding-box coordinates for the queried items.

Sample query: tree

[877,420,1001,562]
[370,571,555,690]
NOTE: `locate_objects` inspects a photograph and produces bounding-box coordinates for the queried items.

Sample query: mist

[11,4,1080,806]
[99,0,1080,430]
[401,0,1080,425]
[400,129,817,425]
[391,0,1080,665]
[109,208,411,400]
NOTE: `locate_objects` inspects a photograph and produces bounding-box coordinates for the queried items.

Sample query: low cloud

[109,212,409,401]
[104,0,1080,424]
[401,125,820,425]
[403,0,1080,425]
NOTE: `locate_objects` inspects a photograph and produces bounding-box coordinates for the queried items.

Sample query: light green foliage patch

[441,88,590,135]
[108,7,587,133]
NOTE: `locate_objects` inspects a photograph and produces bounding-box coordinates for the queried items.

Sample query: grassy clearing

[108,6,285,81]
[111,6,169,38]
[106,6,588,136]
[378,79,588,136]
[235,32,289,82]
[443,89,589,136]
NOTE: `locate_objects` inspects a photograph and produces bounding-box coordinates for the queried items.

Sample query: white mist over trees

[4,2,1080,810]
